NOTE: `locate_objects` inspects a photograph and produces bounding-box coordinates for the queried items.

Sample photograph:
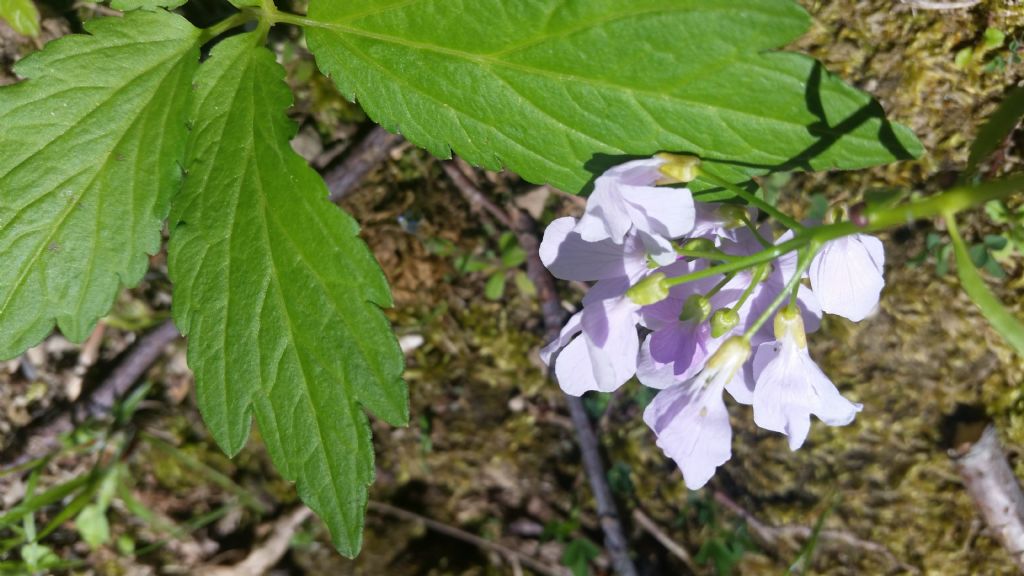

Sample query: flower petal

[554,336,600,396]
[809,234,885,322]
[581,297,639,391]
[540,311,582,365]
[577,183,631,243]
[751,341,815,450]
[636,336,678,390]
[621,184,696,241]
[540,217,635,282]
[643,381,732,490]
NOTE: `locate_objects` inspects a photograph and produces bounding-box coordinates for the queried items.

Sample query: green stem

[199,11,256,43]
[662,174,1024,290]
[702,172,806,232]
[676,249,739,262]
[743,248,815,340]
[733,264,767,310]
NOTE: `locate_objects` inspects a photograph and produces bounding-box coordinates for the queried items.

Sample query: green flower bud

[773,306,807,348]
[681,238,715,253]
[680,294,711,322]
[718,204,748,229]
[655,153,701,184]
[710,308,740,338]
[626,273,670,306]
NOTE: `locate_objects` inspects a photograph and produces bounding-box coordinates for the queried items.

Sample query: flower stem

[701,172,806,232]
[742,247,815,340]
[663,174,1024,290]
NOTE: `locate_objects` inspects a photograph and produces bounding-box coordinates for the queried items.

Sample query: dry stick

[712,490,912,572]
[954,425,1024,571]
[901,0,981,9]
[0,320,181,471]
[368,501,569,576]
[325,125,404,203]
[442,161,513,229]
[443,162,637,574]
[200,506,314,576]
[504,206,639,576]
[631,509,699,573]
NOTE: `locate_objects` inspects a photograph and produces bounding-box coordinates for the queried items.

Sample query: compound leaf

[0,11,199,359]
[304,0,922,193]
[167,32,408,557]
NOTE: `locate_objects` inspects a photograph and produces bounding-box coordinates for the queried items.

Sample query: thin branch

[443,161,513,229]
[712,491,913,573]
[900,0,981,9]
[954,425,1024,570]
[0,320,181,471]
[632,508,698,573]
[504,205,639,576]
[324,125,404,203]
[200,506,314,576]
[368,501,569,576]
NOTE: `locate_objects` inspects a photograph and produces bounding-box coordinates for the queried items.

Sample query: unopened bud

[626,273,670,306]
[710,308,740,338]
[656,153,701,184]
[681,238,715,253]
[773,306,807,348]
[706,336,751,372]
[718,204,748,229]
[680,295,711,322]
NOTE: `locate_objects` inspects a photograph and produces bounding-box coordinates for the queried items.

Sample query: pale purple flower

[751,309,862,450]
[539,217,650,395]
[540,216,647,283]
[541,291,641,395]
[808,234,885,322]
[726,229,822,346]
[643,337,751,489]
[637,261,743,389]
[575,157,695,265]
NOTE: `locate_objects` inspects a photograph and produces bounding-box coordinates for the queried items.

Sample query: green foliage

[0,0,935,560]
[304,0,921,194]
[0,11,199,359]
[0,0,39,37]
[966,85,1024,178]
[428,230,533,300]
[167,32,407,557]
[562,537,601,576]
[947,215,1024,357]
[110,0,187,10]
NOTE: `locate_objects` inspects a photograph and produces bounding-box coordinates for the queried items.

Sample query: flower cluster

[540,156,885,489]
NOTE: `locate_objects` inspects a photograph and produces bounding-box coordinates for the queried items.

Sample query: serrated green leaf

[966,86,1024,178]
[0,0,40,37]
[0,11,199,359]
[167,32,407,557]
[304,0,921,193]
[110,0,187,11]
[947,215,1024,356]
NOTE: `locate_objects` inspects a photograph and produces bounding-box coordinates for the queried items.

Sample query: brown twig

[900,0,981,9]
[712,491,913,573]
[504,205,639,576]
[200,506,314,576]
[368,501,569,576]
[324,125,404,203]
[443,161,513,229]
[0,320,181,471]
[632,508,698,573]
[954,425,1024,571]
